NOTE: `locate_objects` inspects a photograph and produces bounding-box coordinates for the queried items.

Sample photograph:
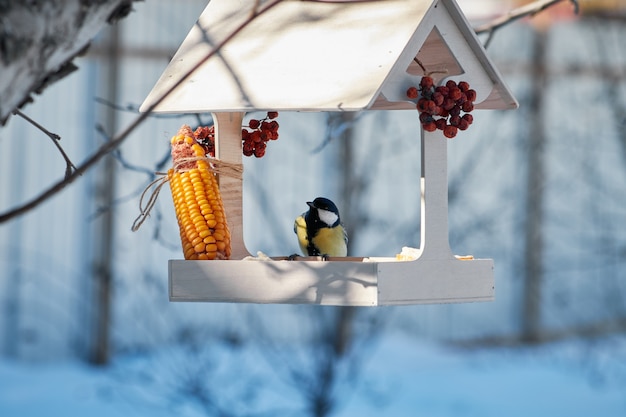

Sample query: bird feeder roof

[141,0,518,113]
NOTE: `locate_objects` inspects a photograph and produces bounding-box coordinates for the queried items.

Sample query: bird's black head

[306,197,341,227]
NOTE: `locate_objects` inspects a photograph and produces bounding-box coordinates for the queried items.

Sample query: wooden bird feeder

[140,0,518,306]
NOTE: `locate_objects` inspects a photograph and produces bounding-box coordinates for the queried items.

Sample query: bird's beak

[307,201,315,208]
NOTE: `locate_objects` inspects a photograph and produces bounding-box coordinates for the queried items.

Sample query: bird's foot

[287,253,300,261]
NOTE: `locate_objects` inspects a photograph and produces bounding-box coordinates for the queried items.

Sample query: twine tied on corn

[130,156,242,232]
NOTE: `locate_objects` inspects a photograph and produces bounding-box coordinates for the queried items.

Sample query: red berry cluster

[242,111,279,158]
[407,76,476,139]
[194,125,216,156]
[192,111,280,158]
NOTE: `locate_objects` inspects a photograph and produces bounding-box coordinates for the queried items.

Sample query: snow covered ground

[1,332,625,417]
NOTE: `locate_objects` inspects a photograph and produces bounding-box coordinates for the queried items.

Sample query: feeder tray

[141,0,518,306]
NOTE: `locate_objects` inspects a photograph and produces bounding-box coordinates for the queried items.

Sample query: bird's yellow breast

[294,215,347,257]
[310,224,347,257]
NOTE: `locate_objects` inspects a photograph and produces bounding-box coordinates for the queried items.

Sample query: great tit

[294,197,348,258]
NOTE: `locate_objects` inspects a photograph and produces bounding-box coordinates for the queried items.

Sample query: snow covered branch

[0,0,136,124]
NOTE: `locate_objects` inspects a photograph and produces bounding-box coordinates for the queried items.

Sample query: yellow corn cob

[168,126,231,260]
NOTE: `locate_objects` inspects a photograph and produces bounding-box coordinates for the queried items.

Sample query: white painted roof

[141,0,517,113]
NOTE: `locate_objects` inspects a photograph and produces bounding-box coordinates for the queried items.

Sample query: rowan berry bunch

[242,111,279,158]
[194,125,216,156]
[192,111,280,158]
[406,76,476,139]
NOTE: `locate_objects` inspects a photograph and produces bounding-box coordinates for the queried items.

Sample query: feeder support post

[419,129,454,260]
[213,112,249,259]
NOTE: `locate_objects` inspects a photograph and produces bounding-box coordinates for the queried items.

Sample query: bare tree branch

[0,0,285,224]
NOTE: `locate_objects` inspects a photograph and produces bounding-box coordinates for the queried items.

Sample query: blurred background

[1,0,626,416]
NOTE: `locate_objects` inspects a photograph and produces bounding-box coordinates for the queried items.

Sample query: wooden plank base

[168,257,494,306]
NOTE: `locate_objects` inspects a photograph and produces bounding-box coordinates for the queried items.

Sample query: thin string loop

[131,156,243,231]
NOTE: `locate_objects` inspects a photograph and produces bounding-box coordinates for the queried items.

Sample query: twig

[12,109,77,179]
[0,0,285,224]
[95,123,171,177]
[413,57,427,73]
[474,0,579,34]
[475,0,579,48]
[94,96,212,120]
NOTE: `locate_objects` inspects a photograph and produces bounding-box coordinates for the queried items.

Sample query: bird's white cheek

[318,209,338,227]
